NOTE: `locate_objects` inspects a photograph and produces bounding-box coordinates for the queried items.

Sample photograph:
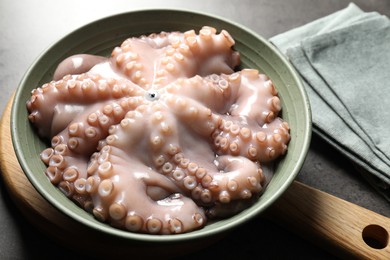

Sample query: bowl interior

[11,9,311,243]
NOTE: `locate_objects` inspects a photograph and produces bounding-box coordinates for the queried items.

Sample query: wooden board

[1,95,389,259]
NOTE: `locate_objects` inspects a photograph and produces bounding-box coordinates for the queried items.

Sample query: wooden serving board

[1,95,389,259]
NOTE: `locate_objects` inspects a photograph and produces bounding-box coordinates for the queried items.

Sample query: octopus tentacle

[87,144,206,234]
[27,75,144,137]
[208,69,291,162]
[97,104,186,199]
[110,26,240,89]
[157,152,266,207]
[209,155,264,202]
[212,117,290,162]
[229,69,281,125]
[146,97,265,206]
[40,97,146,206]
[53,54,107,81]
[163,94,221,137]
[163,73,239,113]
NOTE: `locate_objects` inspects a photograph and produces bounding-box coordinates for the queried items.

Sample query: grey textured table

[1,0,389,259]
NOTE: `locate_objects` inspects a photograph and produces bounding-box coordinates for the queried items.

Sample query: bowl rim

[11,8,312,243]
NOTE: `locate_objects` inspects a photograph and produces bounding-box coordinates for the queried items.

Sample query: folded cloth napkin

[270,3,390,201]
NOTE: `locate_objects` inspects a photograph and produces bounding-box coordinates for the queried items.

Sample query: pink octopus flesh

[26,26,290,234]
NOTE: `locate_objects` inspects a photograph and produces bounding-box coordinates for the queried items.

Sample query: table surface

[1,0,389,259]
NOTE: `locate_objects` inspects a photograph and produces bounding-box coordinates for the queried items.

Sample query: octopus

[26,26,290,234]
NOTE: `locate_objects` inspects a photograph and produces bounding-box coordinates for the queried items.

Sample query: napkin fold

[270,3,390,201]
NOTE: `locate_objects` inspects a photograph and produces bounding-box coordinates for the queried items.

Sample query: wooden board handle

[264,181,390,259]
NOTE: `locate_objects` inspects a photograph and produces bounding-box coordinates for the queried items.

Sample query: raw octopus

[26,26,290,234]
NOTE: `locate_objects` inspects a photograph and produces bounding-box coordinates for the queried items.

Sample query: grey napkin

[270,3,390,201]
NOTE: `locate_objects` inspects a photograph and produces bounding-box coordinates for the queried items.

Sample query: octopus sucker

[97,161,113,177]
[195,167,207,179]
[27,27,290,234]
[49,154,67,169]
[183,176,197,190]
[45,166,62,185]
[84,127,98,139]
[239,127,252,140]
[109,202,127,220]
[85,176,100,193]
[200,189,212,204]
[168,218,184,234]
[58,180,75,198]
[63,168,79,182]
[68,122,82,136]
[83,200,94,213]
[40,148,54,164]
[187,162,198,175]
[227,179,239,192]
[256,131,267,143]
[146,218,163,234]
[247,147,258,159]
[218,190,231,203]
[201,174,213,188]
[241,189,252,199]
[98,179,114,197]
[125,214,143,232]
[74,178,87,194]
[93,206,108,222]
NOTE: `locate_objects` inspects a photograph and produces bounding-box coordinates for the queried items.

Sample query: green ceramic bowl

[11,9,311,255]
